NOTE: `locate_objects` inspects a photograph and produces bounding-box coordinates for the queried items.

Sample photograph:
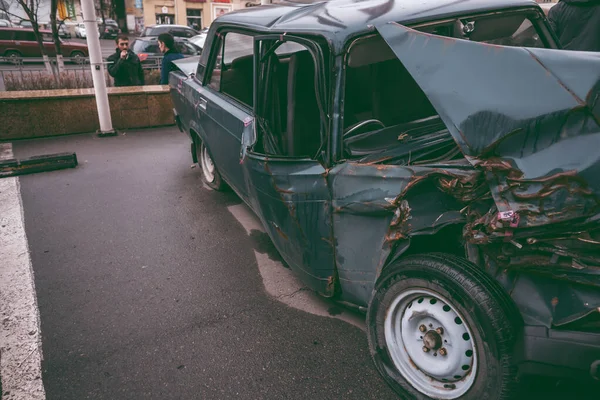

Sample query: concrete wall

[0,85,175,141]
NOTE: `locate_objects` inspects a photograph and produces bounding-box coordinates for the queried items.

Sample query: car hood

[377,22,600,229]
[172,56,201,76]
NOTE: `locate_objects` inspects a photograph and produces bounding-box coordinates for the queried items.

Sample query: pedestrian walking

[548,0,600,51]
[107,35,145,86]
[158,33,184,85]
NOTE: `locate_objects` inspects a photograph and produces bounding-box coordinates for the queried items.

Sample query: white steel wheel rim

[384,288,478,399]
[200,144,215,183]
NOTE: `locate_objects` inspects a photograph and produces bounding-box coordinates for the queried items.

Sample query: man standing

[158,33,184,85]
[548,0,600,51]
[107,35,145,86]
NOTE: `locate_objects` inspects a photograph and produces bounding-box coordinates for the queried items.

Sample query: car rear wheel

[367,253,520,400]
[4,50,22,64]
[197,140,225,191]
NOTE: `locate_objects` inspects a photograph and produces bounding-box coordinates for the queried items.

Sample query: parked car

[16,20,32,28]
[58,23,71,39]
[75,23,86,38]
[131,36,201,65]
[0,27,89,61]
[169,0,600,398]
[140,24,198,39]
[189,28,208,50]
[0,19,12,28]
[99,18,119,39]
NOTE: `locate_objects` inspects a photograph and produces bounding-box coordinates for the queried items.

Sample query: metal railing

[0,55,165,91]
[0,55,164,69]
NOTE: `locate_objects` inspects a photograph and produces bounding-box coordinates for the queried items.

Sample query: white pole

[260,0,270,4]
[81,0,115,135]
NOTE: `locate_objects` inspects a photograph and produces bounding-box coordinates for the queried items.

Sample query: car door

[194,29,255,202]
[240,35,337,296]
[41,32,56,57]
[13,30,35,56]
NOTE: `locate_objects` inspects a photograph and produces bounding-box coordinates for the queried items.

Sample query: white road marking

[0,143,46,400]
[227,204,365,331]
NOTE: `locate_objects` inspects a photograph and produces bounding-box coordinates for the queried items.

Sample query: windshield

[141,27,164,37]
[413,11,553,49]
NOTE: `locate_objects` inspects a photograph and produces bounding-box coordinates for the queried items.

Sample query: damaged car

[169,0,600,398]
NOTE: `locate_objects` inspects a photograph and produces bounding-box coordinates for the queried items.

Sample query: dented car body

[170,0,600,396]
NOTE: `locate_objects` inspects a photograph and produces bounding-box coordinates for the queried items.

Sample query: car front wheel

[367,253,520,400]
[70,51,85,64]
[197,140,225,191]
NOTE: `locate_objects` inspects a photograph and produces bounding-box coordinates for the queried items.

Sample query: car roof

[144,24,193,29]
[0,27,51,33]
[135,36,191,41]
[213,0,542,49]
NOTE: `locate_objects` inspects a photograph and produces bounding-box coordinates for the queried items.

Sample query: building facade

[139,0,259,33]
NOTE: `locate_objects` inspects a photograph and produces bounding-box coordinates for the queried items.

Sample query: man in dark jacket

[107,35,145,86]
[158,33,184,85]
[548,0,600,51]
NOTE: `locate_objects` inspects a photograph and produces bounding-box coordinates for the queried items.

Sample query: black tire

[195,138,225,191]
[70,51,85,64]
[4,50,22,64]
[367,253,520,400]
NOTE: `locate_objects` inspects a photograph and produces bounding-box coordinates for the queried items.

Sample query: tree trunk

[17,0,46,57]
[49,0,62,56]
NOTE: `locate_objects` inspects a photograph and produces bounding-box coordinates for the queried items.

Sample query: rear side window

[14,31,35,41]
[222,32,253,64]
[171,28,193,38]
[132,40,159,53]
[208,31,254,107]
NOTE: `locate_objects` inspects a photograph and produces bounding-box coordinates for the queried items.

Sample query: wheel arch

[380,224,467,282]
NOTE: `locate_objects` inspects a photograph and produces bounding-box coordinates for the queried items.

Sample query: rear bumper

[519,326,600,381]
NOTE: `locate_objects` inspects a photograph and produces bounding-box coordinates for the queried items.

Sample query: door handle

[197,97,207,111]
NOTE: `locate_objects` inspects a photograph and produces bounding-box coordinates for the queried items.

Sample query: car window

[132,40,159,53]
[0,30,14,40]
[208,31,254,107]
[41,33,52,42]
[142,27,162,36]
[343,33,454,162]
[222,32,253,64]
[171,28,186,38]
[14,31,35,41]
[179,41,199,55]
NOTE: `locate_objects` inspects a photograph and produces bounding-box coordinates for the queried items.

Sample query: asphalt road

[12,129,396,400]
[10,128,599,399]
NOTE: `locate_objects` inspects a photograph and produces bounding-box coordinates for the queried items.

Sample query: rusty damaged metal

[171,3,600,371]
